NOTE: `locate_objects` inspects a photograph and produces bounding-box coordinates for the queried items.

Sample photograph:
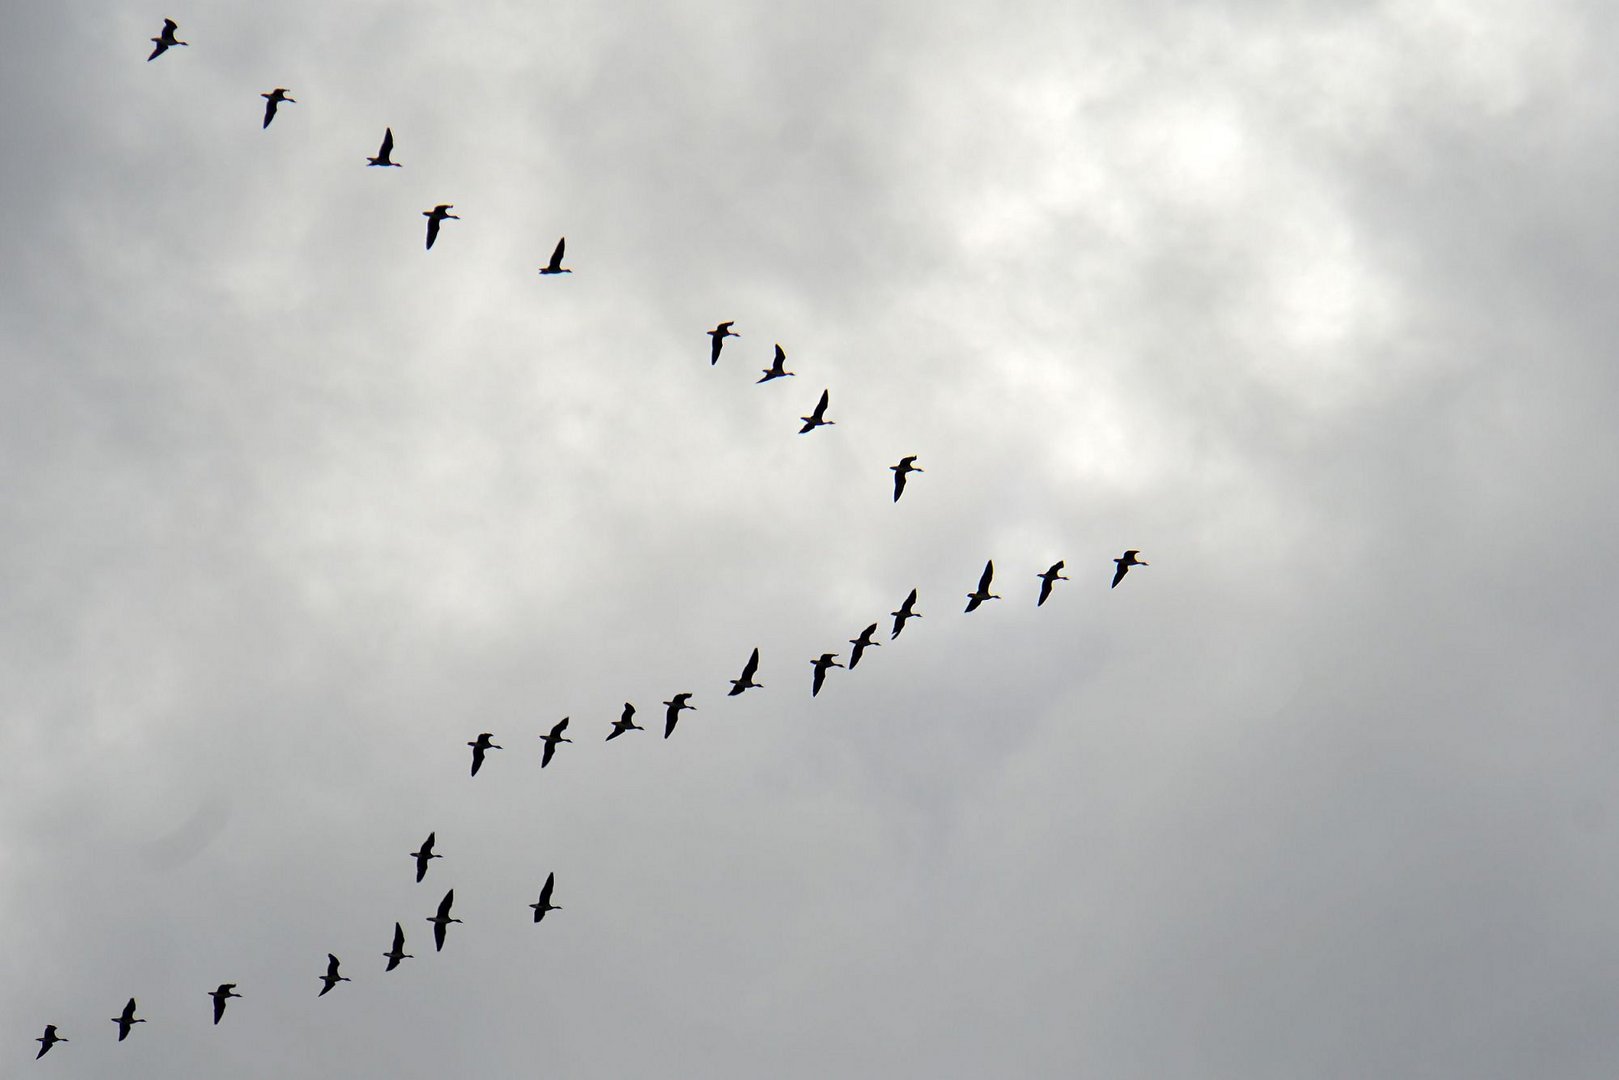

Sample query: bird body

[468,732,501,777]
[1111,549,1147,588]
[35,1025,66,1059]
[890,456,922,502]
[798,389,834,433]
[318,954,349,996]
[758,344,794,383]
[367,127,400,166]
[541,717,572,768]
[662,693,694,738]
[965,560,1001,612]
[890,588,921,639]
[529,872,561,922]
[811,652,844,696]
[148,18,186,61]
[111,998,145,1041]
[606,703,643,741]
[209,984,241,1025]
[424,204,459,250]
[708,321,737,365]
[260,88,294,129]
[539,237,571,275]
[384,922,413,971]
[428,889,461,952]
[1037,560,1069,606]
[411,832,441,882]
[848,624,880,669]
[728,647,762,695]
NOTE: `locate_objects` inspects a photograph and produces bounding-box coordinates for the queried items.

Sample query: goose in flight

[1111,550,1147,588]
[111,998,145,1041]
[890,456,922,502]
[424,204,459,250]
[890,588,921,640]
[468,732,501,777]
[318,955,349,997]
[147,19,186,61]
[1037,561,1068,606]
[847,624,880,670]
[758,344,794,383]
[366,127,401,167]
[427,889,461,952]
[540,717,572,768]
[260,88,295,129]
[728,647,762,695]
[411,832,441,882]
[529,871,561,922]
[811,652,844,697]
[798,389,834,433]
[35,1025,66,1059]
[538,237,571,275]
[384,922,413,971]
[606,703,643,742]
[662,692,694,738]
[708,322,737,365]
[964,561,1000,612]
[208,984,241,1025]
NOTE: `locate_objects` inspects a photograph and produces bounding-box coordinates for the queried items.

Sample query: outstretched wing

[549,237,566,270]
[379,127,394,157]
[978,560,995,593]
[426,215,441,250]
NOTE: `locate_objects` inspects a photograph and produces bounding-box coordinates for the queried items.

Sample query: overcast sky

[3,1,1618,1076]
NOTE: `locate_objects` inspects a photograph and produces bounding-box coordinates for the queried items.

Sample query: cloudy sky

[4,1,1618,1076]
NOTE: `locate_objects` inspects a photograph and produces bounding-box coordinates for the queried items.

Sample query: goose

[890,588,921,639]
[318,955,349,997]
[540,717,571,768]
[965,561,1000,612]
[798,389,834,433]
[147,19,186,61]
[411,832,441,882]
[427,889,461,952]
[111,998,145,1041]
[848,624,880,669]
[728,647,762,695]
[662,693,694,739]
[606,703,643,741]
[1037,560,1068,606]
[468,733,501,777]
[208,984,241,1025]
[708,322,737,365]
[424,204,459,250]
[529,871,561,922]
[260,88,294,129]
[811,652,844,697]
[383,923,413,971]
[758,344,794,383]
[35,1025,66,1059]
[538,237,571,275]
[1111,550,1147,588]
[366,127,401,167]
[890,456,922,502]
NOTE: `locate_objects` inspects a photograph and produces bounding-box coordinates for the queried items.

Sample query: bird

[423,204,459,250]
[662,693,694,738]
[1111,549,1148,588]
[383,922,413,971]
[111,998,144,1041]
[848,624,880,670]
[811,652,844,697]
[427,889,461,952]
[890,456,922,502]
[1037,560,1069,606]
[798,389,835,433]
[318,954,349,996]
[208,984,241,1025]
[965,560,1001,612]
[35,1025,66,1059]
[260,88,294,129]
[606,703,643,741]
[707,322,737,365]
[147,18,186,61]
[468,732,501,777]
[758,344,794,383]
[411,832,441,882]
[529,872,561,923]
[728,647,763,695]
[540,717,572,768]
[366,127,401,167]
[890,588,921,640]
[538,237,571,275]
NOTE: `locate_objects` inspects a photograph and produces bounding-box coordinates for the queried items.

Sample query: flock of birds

[26,18,1151,1061]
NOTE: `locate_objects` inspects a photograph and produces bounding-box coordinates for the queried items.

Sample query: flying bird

[890,588,921,640]
[529,872,561,922]
[728,647,762,695]
[468,732,501,777]
[208,984,241,1025]
[707,321,737,365]
[606,703,643,741]
[798,389,834,433]
[366,127,401,167]
[383,922,413,971]
[811,652,844,697]
[111,998,145,1041]
[147,18,186,61]
[1037,561,1069,606]
[427,889,461,952]
[423,204,459,250]
[1111,549,1148,589]
[540,717,572,768]
[538,237,571,275]
[35,1025,66,1059]
[965,561,1000,612]
[662,692,694,738]
[848,624,880,670]
[318,954,349,996]
[758,344,794,383]
[890,456,922,502]
[260,88,294,129]
[411,832,441,882]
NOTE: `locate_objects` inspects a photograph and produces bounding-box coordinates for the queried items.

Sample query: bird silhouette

[539,237,571,275]
[662,693,695,738]
[890,588,921,640]
[1037,560,1069,606]
[260,88,294,129]
[529,872,561,922]
[811,652,844,696]
[423,204,459,250]
[468,733,501,777]
[708,321,737,365]
[384,922,413,971]
[411,832,441,882]
[965,561,1000,612]
[848,624,880,670]
[427,889,461,952]
[147,18,186,61]
[35,1025,66,1059]
[111,998,145,1041]
[728,647,763,695]
[1112,550,1147,588]
[366,127,401,167]
[208,984,241,1025]
[606,703,643,741]
[318,954,349,996]
[540,717,572,768]
[889,456,922,502]
[758,344,794,383]
[798,389,835,433]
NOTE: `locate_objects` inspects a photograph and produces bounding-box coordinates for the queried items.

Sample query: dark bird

[811,652,844,697]
[798,389,835,434]
[208,984,241,1026]
[965,560,1000,612]
[540,717,572,768]
[1111,549,1148,589]
[529,872,561,922]
[427,889,461,952]
[147,18,186,61]
[890,588,921,640]
[1037,560,1069,606]
[35,1025,66,1059]
[538,237,571,275]
[468,732,501,777]
[260,88,294,129]
[111,998,144,1041]
[662,693,694,738]
[384,922,413,971]
[318,954,349,997]
[758,344,794,383]
[411,832,441,883]
[707,321,737,365]
[424,204,459,250]
[848,624,880,670]
[366,127,401,167]
[728,647,762,695]
[606,703,643,742]
[890,456,922,502]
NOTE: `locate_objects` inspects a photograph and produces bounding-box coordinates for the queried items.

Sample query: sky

[3,1,1618,1076]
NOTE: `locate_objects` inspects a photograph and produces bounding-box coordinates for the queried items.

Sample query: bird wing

[814,388,829,418]
[893,470,906,501]
[812,662,826,696]
[774,344,785,366]
[549,237,565,269]
[1037,577,1053,606]
[423,831,436,855]
[540,871,555,904]
[664,710,678,738]
[148,40,167,60]
[326,954,341,977]
[213,993,225,1024]
[426,215,441,249]
[541,738,556,768]
[380,127,394,157]
[849,641,865,669]
[741,647,759,680]
[433,918,446,951]
[437,889,455,919]
[710,334,723,364]
[470,743,483,775]
[978,561,995,592]
[164,18,178,33]
[263,98,277,128]
[1111,562,1127,588]
[392,923,406,951]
